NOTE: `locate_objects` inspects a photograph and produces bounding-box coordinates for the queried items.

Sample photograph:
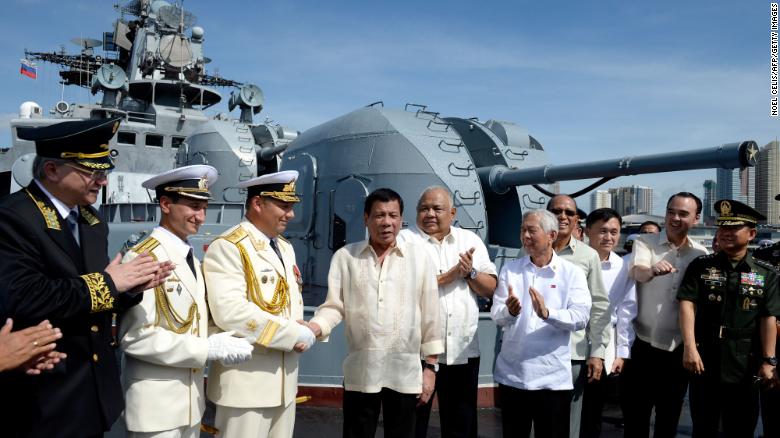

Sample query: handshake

[205,320,322,364]
[293,320,321,353]
[207,331,254,366]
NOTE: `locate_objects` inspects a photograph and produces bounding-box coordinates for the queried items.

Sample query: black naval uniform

[0,116,137,438]
[677,250,780,437]
[752,241,780,438]
[0,182,140,437]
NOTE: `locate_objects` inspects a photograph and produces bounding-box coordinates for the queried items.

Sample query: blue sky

[1,0,776,214]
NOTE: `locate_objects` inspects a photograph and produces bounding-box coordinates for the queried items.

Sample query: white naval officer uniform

[203,171,305,438]
[120,227,208,438]
[119,165,219,438]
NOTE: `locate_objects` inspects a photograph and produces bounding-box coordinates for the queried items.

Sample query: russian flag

[20,59,36,79]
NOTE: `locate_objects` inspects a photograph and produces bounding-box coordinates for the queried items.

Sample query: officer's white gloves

[207,330,254,366]
[296,324,316,350]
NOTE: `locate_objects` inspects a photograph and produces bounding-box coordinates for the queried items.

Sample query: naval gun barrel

[479,140,758,194]
[258,143,289,161]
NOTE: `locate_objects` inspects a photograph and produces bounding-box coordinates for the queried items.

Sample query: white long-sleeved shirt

[491,252,591,390]
[602,252,637,359]
[310,239,444,394]
[398,226,497,365]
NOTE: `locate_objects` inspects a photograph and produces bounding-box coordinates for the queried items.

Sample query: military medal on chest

[702,266,726,292]
[738,271,764,309]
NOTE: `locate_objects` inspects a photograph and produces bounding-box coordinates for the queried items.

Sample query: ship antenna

[179,0,185,33]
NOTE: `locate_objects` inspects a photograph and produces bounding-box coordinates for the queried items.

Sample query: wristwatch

[763,356,778,366]
[423,362,439,373]
[465,268,477,280]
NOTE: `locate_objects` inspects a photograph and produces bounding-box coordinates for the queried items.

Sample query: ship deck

[104,396,768,437]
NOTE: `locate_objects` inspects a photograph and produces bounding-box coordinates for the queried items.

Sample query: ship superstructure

[1,0,296,206]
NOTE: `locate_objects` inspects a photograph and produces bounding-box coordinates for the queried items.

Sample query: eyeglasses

[549,208,577,217]
[63,163,111,180]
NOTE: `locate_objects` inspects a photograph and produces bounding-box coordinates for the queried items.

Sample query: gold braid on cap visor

[164,186,210,194]
[259,191,300,202]
[60,150,110,159]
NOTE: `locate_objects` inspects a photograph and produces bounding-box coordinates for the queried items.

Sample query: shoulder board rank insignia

[223,227,248,244]
[132,236,160,255]
[25,189,60,230]
[79,206,100,226]
[755,258,780,273]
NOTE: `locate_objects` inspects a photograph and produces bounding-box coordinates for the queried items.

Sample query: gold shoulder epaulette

[223,227,249,244]
[79,206,100,226]
[132,236,160,255]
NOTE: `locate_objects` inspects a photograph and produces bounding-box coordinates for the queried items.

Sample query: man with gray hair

[546,195,610,438]
[492,209,591,438]
[0,117,173,437]
[398,186,497,438]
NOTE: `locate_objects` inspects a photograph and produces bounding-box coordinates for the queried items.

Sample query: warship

[1,0,297,201]
[3,0,760,414]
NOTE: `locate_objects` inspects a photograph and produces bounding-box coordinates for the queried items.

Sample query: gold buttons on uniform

[92,353,99,362]
[90,325,99,333]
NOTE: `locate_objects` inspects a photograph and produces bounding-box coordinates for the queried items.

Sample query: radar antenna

[70,37,102,56]
[116,0,143,16]
[158,4,196,30]
[24,49,103,88]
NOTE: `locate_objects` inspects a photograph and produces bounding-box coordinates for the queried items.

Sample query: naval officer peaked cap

[236,170,301,203]
[142,165,218,201]
[17,116,122,170]
[714,199,766,227]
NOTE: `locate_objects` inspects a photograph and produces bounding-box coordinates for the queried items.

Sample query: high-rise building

[608,185,654,217]
[716,166,755,209]
[590,190,611,210]
[702,180,717,225]
[756,140,780,224]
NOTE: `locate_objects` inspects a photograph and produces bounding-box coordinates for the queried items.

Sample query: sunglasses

[549,208,578,217]
[63,163,111,180]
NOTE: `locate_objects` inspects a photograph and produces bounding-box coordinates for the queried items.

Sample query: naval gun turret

[272,103,756,304]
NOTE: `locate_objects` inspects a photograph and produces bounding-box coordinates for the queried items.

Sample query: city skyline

[757,140,780,224]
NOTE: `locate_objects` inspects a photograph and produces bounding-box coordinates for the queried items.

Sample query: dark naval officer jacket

[0,182,140,438]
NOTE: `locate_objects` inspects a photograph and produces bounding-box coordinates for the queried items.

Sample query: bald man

[399,186,497,438]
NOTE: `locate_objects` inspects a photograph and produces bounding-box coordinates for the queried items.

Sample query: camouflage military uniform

[678,251,780,437]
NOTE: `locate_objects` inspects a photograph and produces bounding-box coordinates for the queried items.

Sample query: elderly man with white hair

[491,209,592,438]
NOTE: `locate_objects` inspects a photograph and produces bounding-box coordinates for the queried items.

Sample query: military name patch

[740,272,765,287]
